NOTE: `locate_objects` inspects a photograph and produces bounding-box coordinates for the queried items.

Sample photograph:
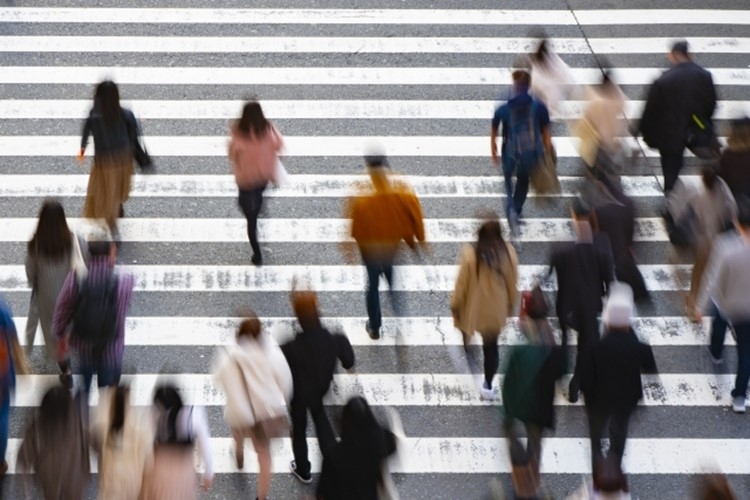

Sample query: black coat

[281,327,355,405]
[640,61,717,151]
[583,328,657,412]
[550,234,615,325]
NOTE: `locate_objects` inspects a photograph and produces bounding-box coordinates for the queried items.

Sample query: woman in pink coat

[228,102,284,266]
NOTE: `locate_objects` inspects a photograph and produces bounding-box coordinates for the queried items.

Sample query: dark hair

[153,384,189,445]
[109,385,129,437]
[238,314,262,340]
[532,39,550,64]
[94,80,122,129]
[341,397,388,481]
[702,166,719,190]
[572,197,591,218]
[237,102,270,136]
[736,196,750,228]
[671,40,689,56]
[292,291,323,331]
[39,385,73,428]
[29,200,72,260]
[512,70,531,88]
[88,240,114,258]
[696,474,737,500]
[475,220,509,276]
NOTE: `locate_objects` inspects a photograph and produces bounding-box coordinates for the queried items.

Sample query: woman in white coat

[214,312,293,500]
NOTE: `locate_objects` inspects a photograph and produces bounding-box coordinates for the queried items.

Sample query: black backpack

[72,273,119,349]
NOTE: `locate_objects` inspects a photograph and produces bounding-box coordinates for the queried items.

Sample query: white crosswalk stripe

[1,3,748,498]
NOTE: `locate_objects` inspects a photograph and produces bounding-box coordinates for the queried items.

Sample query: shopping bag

[530,148,561,194]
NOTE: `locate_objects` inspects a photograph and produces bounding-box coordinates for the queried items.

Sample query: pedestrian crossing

[1,2,749,498]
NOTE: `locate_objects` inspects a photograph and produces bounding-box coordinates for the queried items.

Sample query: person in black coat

[281,290,355,484]
[582,283,657,472]
[317,397,398,500]
[638,40,717,193]
[549,198,615,402]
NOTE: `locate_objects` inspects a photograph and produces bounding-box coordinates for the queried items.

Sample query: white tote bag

[70,234,88,279]
[274,159,291,187]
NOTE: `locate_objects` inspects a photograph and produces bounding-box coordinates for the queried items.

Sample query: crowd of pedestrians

[0,37,745,499]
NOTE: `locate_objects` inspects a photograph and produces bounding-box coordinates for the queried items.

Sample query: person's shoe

[251,254,263,266]
[59,371,73,389]
[366,320,380,340]
[290,460,312,484]
[568,378,580,404]
[118,204,124,218]
[480,381,496,401]
[707,347,724,365]
[733,396,746,414]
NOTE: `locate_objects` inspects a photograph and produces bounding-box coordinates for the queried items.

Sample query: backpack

[72,273,119,349]
[505,99,544,173]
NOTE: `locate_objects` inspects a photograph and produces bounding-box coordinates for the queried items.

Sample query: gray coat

[25,233,87,359]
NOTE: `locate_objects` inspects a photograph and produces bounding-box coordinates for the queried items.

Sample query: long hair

[341,397,387,480]
[237,102,270,137]
[108,385,129,439]
[702,165,719,191]
[36,386,76,448]
[726,118,750,151]
[532,39,551,66]
[153,384,189,445]
[28,200,72,260]
[93,80,122,129]
[475,220,509,275]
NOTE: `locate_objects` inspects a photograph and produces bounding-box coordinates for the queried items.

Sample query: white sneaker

[481,382,496,401]
[733,396,746,414]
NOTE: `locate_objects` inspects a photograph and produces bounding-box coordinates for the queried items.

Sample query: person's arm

[490,108,503,165]
[639,342,658,373]
[537,102,553,154]
[335,334,355,370]
[78,116,92,161]
[24,251,36,288]
[52,271,77,348]
[505,244,519,312]
[191,406,213,490]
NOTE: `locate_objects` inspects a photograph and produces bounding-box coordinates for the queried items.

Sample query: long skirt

[83,152,133,227]
[139,446,197,500]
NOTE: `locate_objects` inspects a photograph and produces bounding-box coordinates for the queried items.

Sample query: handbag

[234,358,289,439]
[521,282,549,320]
[530,148,561,195]
[124,112,153,171]
[686,113,720,160]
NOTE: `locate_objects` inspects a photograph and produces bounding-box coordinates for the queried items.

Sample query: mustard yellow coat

[451,243,518,339]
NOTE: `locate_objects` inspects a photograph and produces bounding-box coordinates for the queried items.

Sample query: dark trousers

[503,160,532,218]
[731,322,750,399]
[709,302,730,361]
[587,404,631,470]
[482,334,500,387]
[504,418,543,499]
[560,312,599,388]
[80,358,121,398]
[238,184,267,257]
[289,396,336,476]
[364,256,398,331]
[658,147,685,194]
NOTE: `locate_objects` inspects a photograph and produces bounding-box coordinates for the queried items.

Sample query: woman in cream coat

[214,313,293,500]
[451,220,518,401]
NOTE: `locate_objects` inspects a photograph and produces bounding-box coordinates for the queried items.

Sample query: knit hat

[603,282,635,329]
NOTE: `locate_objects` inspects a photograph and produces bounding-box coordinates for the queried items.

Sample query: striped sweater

[52,258,134,367]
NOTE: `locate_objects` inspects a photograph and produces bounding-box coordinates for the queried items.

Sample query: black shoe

[59,372,73,389]
[251,254,263,266]
[290,460,312,484]
[568,378,580,404]
[119,204,124,218]
[366,320,380,340]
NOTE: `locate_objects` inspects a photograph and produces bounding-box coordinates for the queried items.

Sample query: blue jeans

[81,360,122,398]
[709,302,730,360]
[364,258,398,331]
[732,323,750,399]
[502,158,533,218]
[0,385,9,462]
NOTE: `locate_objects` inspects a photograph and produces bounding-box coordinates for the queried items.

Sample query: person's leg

[658,148,685,194]
[25,294,39,357]
[238,185,266,263]
[365,261,383,333]
[309,400,337,459]
[513,160,532,217]
[687,246,711,319]
[482,333,500,388]
[586,405,606,471]
[502,161,517,219]
[232,428,245,469]
[608,409,632,469]
[709,302,729,361]
[289,397,311,477]
[731,323,750,402]
[251,433,272,500]
[96,358,121,389]
[382,259,402,318]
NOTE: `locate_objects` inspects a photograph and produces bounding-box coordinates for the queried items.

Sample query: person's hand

[76,148,85,164]
[491,146,500,166]
[200,475,213,491]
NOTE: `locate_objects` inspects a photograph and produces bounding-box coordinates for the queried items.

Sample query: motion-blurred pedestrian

[0,295,26,475]
[637,41,718,193]
[140,384,213,499]
[52,240,133,397]
[79,80,147,239]
[694,473,737,500]
[344,152,426,340]
[491,70,553,233]
[549,198,614,403]
[90,385,153,500]
[25,200,88,374]
[528,38,575,120]
[700,200,750,413]
[718,117,750,199]
[582,283,657,472]
[17,386,89,500]
[502,287,565,498]
[451,220,518,400]
[566,455,632,499]
[228,101,285,266]
[282,289,355,484]
[214,313,293,500]
[317,396,402,500]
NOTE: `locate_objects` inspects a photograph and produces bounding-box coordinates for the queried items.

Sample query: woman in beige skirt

[78,81,139,239]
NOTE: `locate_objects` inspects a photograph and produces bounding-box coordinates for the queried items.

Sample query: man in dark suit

[583,283,657,472]
[549,198,614,403]
[638,40,717,193]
